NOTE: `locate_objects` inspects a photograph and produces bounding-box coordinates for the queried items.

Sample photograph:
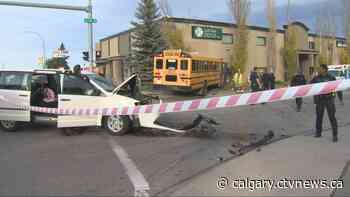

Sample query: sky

[0,0,330,69]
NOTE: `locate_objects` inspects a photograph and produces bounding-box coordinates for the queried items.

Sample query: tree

[130,0,167,84]
[158,0,189,51]
[228,0,251,75]
[281,27,297,81]
[266,0,277,73]
[316,2,337,65]
[159,0,172,17]
[340,0,350,64]
[45,57,69,69]
[162,22,191,51]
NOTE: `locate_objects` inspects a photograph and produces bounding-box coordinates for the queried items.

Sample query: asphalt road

[1,91,349,196]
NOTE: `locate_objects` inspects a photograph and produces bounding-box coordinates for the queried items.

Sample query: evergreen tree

[45,57,69,69]
[130,0,167,84]
[46,43,70,69]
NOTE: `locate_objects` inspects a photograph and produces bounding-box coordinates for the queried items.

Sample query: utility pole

[0,0,95,67]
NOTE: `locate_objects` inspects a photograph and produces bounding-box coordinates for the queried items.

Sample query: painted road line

[108,137,150,197]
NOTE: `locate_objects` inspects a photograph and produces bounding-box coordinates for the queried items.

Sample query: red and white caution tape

[1,80,350,116]
[81,67,98,72]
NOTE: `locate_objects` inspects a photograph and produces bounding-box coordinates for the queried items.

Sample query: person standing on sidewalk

[310,64,338,143]
[291,71,307,112]
[249,67,260,92]
[269,70,276,89]
[262,71,270,90]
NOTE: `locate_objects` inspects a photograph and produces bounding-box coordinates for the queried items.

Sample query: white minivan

[0,69,180,135]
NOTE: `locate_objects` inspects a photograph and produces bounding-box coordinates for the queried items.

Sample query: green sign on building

[192,26,223,40]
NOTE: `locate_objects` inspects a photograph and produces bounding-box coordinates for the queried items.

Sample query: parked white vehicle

[328,65,350,80]
[0,69,187,135]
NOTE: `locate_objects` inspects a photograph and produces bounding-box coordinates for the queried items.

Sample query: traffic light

[82,51,89,62]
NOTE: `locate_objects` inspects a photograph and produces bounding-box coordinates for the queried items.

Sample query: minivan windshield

[86,73,115,92]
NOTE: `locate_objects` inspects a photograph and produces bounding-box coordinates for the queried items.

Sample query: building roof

[100,29,134,41]
[98,17,346,42]
[283,21,310,31]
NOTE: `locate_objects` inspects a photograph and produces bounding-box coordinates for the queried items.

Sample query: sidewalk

[170,127,350,197]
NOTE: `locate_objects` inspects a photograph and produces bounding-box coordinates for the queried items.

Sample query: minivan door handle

[19,94,28,97]
[60,99,71,102]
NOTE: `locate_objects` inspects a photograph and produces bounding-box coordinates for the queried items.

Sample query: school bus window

[166,59,178,69]
[156,59,163,69]
[192,60,196,72]
[193,61,197,72]
[181,60,188,70]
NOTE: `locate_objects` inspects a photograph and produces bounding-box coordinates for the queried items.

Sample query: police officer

[310,64,338,142]
[249,67,261,92]
[262,71,270,90]
[73,64,81,75]
[291,71,307,112]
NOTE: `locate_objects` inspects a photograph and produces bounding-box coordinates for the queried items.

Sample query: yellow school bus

[153,50,223,94]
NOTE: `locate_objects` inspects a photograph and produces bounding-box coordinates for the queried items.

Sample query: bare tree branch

[159,0,172,17]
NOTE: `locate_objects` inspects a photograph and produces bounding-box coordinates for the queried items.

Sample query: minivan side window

[0,72,30,91]
[63,75,101,96]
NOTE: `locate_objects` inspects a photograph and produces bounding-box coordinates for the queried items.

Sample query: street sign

[84,18,97,24]
[192,26,223,40]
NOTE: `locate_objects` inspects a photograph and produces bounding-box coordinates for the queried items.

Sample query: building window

[336,40,347,48]
[256,36,266,46]
[222,34,233,44]
[309,41,315,49]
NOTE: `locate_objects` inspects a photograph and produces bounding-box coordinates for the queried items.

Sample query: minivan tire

[103,116,131,136]
[0,120,18,132]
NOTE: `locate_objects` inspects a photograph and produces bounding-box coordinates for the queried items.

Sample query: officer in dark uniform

[249,67,260,92]
[291,71,307,112]
[73,64,81,75]
[310,64,338,142]
[262,71,270,90]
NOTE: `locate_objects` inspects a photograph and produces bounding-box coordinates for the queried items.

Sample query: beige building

[96,17,346,83]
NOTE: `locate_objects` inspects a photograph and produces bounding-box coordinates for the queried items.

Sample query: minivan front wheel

[104,116,131,136]
[0,120,18,132]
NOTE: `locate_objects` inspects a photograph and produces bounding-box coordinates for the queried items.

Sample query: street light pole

[0,0,95,67]
[88,0,94,66]
[24,31,46,68]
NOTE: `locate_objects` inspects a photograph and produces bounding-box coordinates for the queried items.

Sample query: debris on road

[229,130,275,155]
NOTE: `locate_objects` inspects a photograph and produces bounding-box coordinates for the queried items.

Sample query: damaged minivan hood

[112,74,138,95]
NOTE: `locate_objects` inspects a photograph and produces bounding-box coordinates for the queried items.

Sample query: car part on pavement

[184,114,218,137]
